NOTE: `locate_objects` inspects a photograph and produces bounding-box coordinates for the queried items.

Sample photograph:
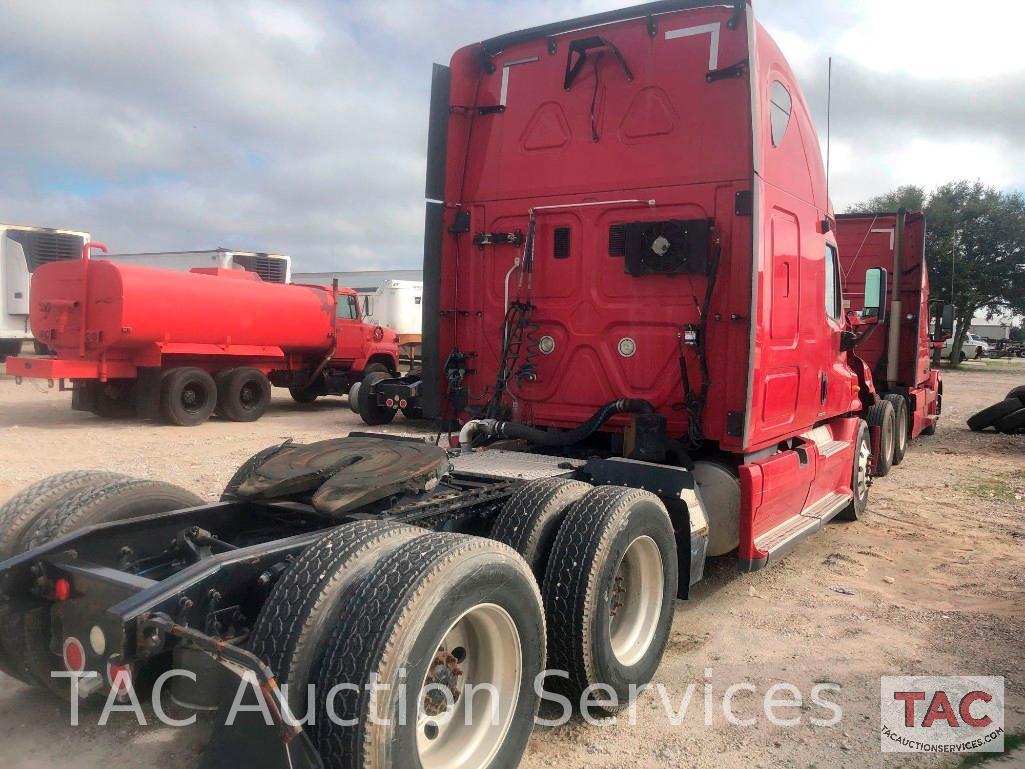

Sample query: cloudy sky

[1,1,1023,271]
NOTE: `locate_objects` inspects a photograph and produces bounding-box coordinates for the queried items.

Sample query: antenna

[825,56,833,213]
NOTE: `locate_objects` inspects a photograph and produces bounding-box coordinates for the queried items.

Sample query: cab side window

[337,295,359,320]
[824,244,841,321]
[769,81,792,147]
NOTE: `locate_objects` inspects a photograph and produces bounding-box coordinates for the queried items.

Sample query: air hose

[459,398,654,452]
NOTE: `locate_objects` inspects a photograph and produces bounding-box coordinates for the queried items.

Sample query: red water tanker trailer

[5,246,400,425]
[0,4,945,769]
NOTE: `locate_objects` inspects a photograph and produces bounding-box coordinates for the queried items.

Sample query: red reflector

[54,578,72,602]
[107,661,132,693]
[63,637,86,673]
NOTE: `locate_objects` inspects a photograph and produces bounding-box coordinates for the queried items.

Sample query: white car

[942,333,990,362]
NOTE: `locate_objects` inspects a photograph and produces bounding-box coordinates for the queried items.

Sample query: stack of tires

[967,386,1025,434]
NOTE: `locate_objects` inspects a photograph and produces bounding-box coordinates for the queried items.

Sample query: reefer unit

[0,224,88,356]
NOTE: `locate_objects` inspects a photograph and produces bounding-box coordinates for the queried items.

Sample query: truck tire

[1005,385,1025,405]
[315,533,545,769]
[883,394,909,466]
[865,399,896,477]
[356,370,395,426]
[922,382,942,436]
[90,380,138,419]
[0,339,21,360]
[160,367,217,426]
[400,404,424,420]
[490,478,591,583]
[216,367,272,422]
[289,386,318,404]
[541,486,678,716]
[0,471,128,682]
[8,477,202,692]
[362,361,392,377]
[967,398,1022,432]
[837,420,871,521]
[221,441,296,500]
[995,407,1025,435]
[249,521,423,721]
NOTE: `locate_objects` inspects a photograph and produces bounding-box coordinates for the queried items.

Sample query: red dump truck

[0,4,945,769]
[5,246,401,425]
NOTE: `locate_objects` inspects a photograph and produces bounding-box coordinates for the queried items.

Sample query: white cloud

[0,1,1021,270]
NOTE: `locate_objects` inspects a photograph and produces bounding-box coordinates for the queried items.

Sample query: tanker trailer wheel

[160,367,217,426]
[289,385,319,404]
[89,379,138,419]
[215,367,272,422]
[0,471,129,682]
[490,477,591,582]
[883,394,909,466]
[315,533,545,769]
[541,486,678,716]
[865,399,896,477]
[248,521,424,725]
[355,370,396,426]
[5,477,202,693]
[837,420,871,522]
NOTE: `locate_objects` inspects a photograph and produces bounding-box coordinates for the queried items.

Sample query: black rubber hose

[494,399,654,447]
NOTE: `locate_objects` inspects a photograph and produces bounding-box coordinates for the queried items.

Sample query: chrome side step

[754,491,851,563]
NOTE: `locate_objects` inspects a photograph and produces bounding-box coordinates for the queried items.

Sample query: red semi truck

[0,4,945,769]
[5,246,401,425]
[835,211,946,472]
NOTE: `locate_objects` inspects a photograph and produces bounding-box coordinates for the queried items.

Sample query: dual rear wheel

[160,366,271,426]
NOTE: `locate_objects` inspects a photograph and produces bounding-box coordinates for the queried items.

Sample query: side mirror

[862,267,888,323]
[940,303,955,335]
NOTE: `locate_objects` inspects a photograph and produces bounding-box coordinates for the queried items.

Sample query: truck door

[822,242,853,416]
[333,293,364,365]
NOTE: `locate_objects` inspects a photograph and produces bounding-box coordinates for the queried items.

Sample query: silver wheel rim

[609,535,664,667]
[896,411,908,453]
[416,603,521,769]
[856,437,871,497]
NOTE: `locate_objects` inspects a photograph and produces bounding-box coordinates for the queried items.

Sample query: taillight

[54,578,72,602]
[62,637,86,673]
[107,660,133,694]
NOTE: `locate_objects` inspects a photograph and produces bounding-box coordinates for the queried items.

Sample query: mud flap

[141,616,323,769]
[198,660,323,769]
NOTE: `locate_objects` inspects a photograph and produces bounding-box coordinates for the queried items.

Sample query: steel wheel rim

[239,382,259,410]
[896,411,908,452]
[181,383,206,414]
[609,535,664,667]
[856,438,871,497]
[416,603,521,769]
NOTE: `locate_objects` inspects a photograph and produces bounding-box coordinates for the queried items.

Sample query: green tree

[845,184,927,215]
[848,181,1025,366]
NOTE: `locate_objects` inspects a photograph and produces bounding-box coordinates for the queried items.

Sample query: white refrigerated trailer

[103,249,292,283]
[1,224,89,359]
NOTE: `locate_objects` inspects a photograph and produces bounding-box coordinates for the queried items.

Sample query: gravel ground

[0,360,1023,768]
